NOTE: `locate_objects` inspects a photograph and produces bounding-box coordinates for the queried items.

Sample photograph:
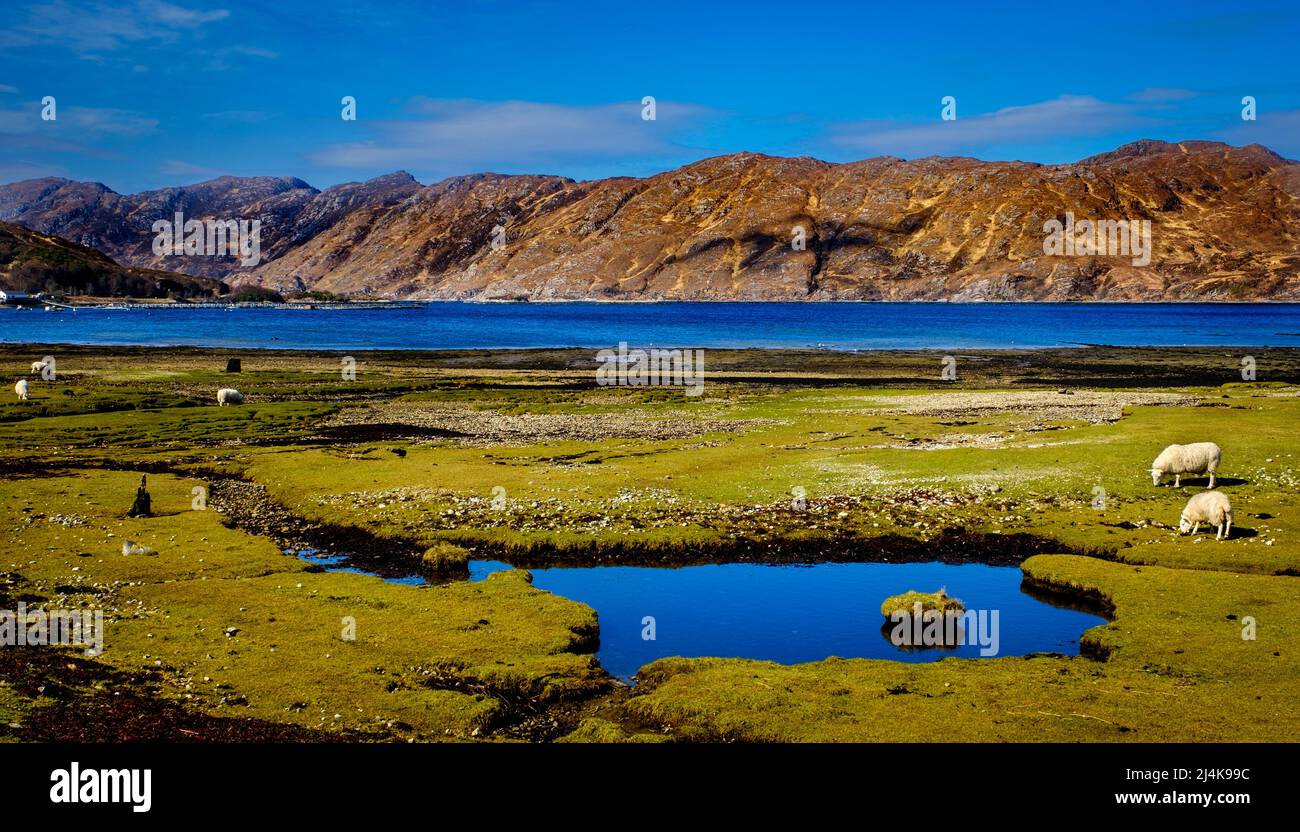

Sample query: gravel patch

[320,402,783,445]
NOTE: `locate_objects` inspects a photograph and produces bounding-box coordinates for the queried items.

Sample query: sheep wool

[1151,442,1221,488]
[1180,490,1233,541]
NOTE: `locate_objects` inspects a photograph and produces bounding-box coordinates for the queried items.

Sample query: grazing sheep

[1151,442,1221,488]
[30,360,46,374]
[14,379,28,400]
[1180,490,1233,540]
[217,388,244,406]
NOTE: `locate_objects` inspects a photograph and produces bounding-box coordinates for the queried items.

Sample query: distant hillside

[1,140,1297,301]
[0,221,225,299]
[0,172,419,280]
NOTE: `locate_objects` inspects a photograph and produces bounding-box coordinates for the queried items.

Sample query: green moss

[556,717,667,743]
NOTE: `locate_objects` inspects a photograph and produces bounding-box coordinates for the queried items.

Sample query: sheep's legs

[1191,521,1200,535]
[1209,472,1216,488]
[1174,474,1181,487]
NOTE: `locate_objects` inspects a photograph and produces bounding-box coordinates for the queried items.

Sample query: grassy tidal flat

[2,344,1298,743]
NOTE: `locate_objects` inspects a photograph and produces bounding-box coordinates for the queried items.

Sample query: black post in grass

[127,475,151,518]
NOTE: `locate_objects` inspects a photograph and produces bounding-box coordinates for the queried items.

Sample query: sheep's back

[1156,442,1220,472]
[1184,490,1231,523]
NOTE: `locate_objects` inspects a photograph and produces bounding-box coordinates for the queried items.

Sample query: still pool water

[460,559,1101,679]
[291,550,1105,680]
[469,561,1105,679]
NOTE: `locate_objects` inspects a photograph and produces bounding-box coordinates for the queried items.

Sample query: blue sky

[2,0,1298,193]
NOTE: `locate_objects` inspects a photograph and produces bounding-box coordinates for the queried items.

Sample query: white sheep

[1179,490,1233,540]
[217,388,244,406]
[30,360,46,374]
[1151,442,1221,488]
[14,379,28,400]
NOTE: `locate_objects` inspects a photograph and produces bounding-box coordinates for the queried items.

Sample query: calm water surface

[295,551,1106,680]
[5,302,1299,350]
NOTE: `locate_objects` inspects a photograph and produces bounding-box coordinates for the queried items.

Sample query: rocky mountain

[0,220,224,299]
[1,141,1296,300]
[0,172,419,279]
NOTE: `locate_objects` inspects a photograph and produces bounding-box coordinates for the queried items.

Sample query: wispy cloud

[309,98,715,176]
[827,95,1147,158]
[0,102,156,158]
[63,106,159,136]
[160,158,219,177]
[0,1,230,53]
[1215,108,1300,159]
[1129,88,1199,103]
[0,159,67,182]
[202,109,272,124]
[225,44,277,59]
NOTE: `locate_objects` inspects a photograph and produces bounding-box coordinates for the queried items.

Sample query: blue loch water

[4,301,1300,350]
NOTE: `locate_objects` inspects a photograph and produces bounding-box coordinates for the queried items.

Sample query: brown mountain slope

[0,172,419,279]
[240,140,1300,301]
[0,221,223,299]
[2,141,1297,300]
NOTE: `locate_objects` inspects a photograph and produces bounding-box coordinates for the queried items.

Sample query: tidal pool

[291,549,1104,680]
[468,560,1106,680]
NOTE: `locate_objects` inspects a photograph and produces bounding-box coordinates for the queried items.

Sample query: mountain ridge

[2,140,1296,301]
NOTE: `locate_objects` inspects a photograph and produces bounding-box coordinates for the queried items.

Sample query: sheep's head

[1179,514,1193,534]
[1150,468,1164,486]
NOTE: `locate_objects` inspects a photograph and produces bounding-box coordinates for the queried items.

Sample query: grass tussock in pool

[880,589,964,618]
[422,541,471,573]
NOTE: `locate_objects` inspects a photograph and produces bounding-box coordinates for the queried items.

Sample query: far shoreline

[6,298,1300,309]
[8,342,1300,357]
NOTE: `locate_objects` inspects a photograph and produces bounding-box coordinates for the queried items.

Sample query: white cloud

[309,98,714,174]
[0,0,229,53]
[1129,88,1199,103]
[63,106,159,136]
[225,45,277,59]
[1215,109,1300,159]
[0,159,67,182]
[0,102,155,158]
[827,95,1145,158]
[160,158,218,177]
